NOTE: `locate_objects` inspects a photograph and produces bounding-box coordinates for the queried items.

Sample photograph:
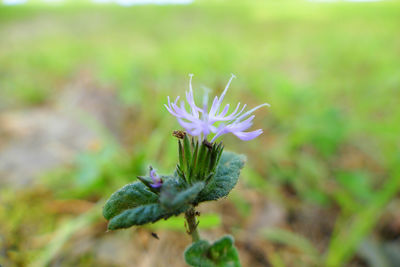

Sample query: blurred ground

[1,2,400,267]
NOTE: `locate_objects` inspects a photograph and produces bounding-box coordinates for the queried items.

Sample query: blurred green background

[1,1,400,266]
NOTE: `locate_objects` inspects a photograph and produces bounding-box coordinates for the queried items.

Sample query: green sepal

[184,235,241,267]
[195,152,246,203]
[176,138,227,186]
[212,143,224,174]
[178,140,186,181]
[201,147,212,179]
[189,140,199,180]
[208,143,218,173]
[194,142,207,180]
[176,164,185,180]
[183,135,192,182]
[103,181,158,220]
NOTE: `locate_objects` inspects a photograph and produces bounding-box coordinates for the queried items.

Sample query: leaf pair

[103,151,246,230]
[103,179,204,230]
[184,235,241,267]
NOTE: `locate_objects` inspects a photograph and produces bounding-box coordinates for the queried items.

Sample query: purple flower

[149,166,162,188]
[165,74,270,142]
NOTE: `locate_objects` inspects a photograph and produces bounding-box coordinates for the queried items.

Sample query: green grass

[1,2,400,266]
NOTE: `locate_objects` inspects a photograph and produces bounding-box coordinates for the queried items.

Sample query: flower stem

[185,207,200,242]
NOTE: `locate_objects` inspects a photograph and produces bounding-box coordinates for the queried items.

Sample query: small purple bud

[149,166,163,188]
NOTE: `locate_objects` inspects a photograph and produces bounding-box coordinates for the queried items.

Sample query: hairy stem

[185,207,200,242]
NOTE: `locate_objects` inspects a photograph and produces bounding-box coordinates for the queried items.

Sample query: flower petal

[233,129,263,141]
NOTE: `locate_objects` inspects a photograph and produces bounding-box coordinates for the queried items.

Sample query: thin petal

[215,73,236,111]
[234,103,270,123]
[233,129,263,141]
[218,104,230,118]
[209,96,220,116]
[177,118,197,131]
[230,115,255,131]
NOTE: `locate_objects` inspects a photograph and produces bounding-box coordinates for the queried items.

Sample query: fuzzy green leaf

[103,181,158,220]
[107,203,188,230]
[160,179,205,210]
[196,152,246,203]
[184,235,241,267]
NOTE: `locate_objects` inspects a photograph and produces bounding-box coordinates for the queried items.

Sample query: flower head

[149,166,162,188]
[165,74,270,142]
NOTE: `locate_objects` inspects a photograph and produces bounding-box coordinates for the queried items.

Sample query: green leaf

[103,182,158,220]
[196,152,246,203]
[185,240,212,266]
[184,235,241,267]
[160,179,205,210]
[108,203,188,230]
[104,177,201,230]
